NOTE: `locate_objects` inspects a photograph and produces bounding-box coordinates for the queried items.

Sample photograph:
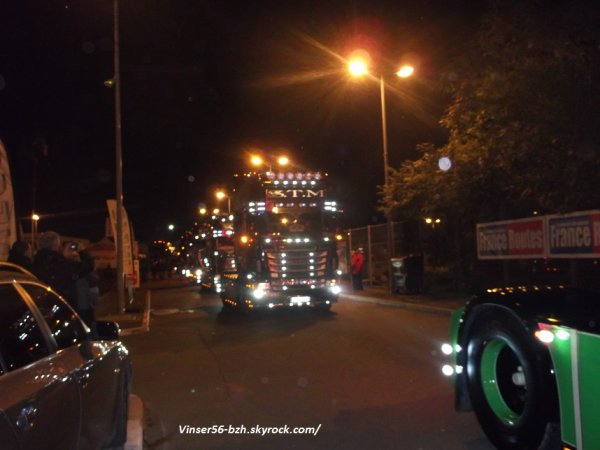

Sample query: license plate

[290,296,310,305]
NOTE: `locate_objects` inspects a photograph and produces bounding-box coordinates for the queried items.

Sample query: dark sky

[0,0,483,242]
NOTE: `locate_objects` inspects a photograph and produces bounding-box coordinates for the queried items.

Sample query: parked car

[0,264,131,450]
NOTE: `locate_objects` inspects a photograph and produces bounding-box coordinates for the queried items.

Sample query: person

[351,247,364,291]
[62,241,99,330]
[7,240,33,271]
[32,232,93,312]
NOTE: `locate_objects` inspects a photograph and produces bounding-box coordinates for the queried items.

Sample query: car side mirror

[94,321,121,340]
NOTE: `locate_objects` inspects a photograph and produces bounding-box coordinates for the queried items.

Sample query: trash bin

[389,255,423,294]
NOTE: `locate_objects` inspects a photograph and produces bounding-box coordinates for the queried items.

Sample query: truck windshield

[249,209,339,235]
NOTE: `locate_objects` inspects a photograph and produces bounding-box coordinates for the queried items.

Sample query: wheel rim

[480,338,528,426]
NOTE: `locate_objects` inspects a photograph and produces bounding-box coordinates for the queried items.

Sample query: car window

[20,284,87,350]
[0,284,50,374]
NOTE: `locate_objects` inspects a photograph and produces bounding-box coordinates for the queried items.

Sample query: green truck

[443,285,600,449]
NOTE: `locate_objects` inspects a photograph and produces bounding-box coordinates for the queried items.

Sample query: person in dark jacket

[32,232,93,310]
[63,241,99,329]
[7,240,33,271]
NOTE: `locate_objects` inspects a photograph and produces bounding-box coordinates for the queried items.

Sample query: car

[0,266,131,450]
[441,285,600,450]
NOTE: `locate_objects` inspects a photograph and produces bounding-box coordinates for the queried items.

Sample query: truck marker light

[441,343,453,355]
[556,329,570,340]
[442,365,454,376]
[455,365,463,374]
[455,344,462,353]
[535,329,555,343]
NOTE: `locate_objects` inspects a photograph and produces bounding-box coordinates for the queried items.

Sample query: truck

[442,212,600,449]
[220,170,342,312]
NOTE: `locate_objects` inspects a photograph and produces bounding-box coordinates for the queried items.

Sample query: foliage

[381,0,600,277]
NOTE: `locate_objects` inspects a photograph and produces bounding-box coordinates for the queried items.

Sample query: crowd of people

[7,231,100,335]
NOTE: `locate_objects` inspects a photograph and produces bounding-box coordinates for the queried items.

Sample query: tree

[381,0,600,282]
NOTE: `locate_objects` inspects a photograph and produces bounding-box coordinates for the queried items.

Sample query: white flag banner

[106,199,134,275]
[0,140,17,261]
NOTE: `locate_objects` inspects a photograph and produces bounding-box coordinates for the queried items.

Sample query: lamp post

[215,190,231,214]
[348,56,414,259]
[31,213,40,252]
[249,154,290,172]
[113,0,126,313]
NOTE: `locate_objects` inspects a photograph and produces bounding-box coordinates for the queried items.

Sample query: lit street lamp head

[396,65,414,78]
[250,155,263,167]
[349,59,368,77]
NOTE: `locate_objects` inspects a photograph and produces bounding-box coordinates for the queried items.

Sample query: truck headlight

[252,282,270,300]
[329,285,342,295]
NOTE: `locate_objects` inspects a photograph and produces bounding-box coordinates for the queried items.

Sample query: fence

[347,221,421,286]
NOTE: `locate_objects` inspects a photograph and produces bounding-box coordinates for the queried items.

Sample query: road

[121,283,494,450]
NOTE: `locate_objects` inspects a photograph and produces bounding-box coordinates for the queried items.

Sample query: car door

[19,282,124,450]
[0,283,81,449]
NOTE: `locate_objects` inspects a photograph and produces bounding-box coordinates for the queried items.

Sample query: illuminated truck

[191,214,236,291]
[220,170,342,311]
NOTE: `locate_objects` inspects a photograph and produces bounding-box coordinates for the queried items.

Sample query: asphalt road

[121,284,494,450]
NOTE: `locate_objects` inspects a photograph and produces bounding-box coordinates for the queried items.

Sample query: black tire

[313,302,332,312]
[108,372,130,447]
[465,309,558,450]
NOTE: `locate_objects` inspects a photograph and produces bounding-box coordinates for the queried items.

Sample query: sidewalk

[340,282,469,316]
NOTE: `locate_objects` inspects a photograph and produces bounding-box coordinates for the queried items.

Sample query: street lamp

[215,190,231,214]
[348,54,414,259]
[347,56,414,187]
[249,154,290,172]
[31,213,40,251]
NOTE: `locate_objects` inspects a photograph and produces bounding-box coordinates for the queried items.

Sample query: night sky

[1,0,483,242]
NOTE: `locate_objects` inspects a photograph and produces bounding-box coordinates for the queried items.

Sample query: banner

[0,140,16,261]
[106,200,134,274]
[477,210,600,260]
[477,217,545,260]
[547,211,600,258]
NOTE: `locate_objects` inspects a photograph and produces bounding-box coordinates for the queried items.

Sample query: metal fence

[346,221,421,286]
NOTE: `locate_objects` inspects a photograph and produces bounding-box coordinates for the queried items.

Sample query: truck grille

[264,238,329,288]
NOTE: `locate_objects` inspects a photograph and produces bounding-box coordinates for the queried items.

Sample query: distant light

[240,235,249,244]
[278,156,289,166]
[168,224,175,231]
[213,208,220,214]
[438,157,452,171]
[32,213,40,221]
[251,155,263,166]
